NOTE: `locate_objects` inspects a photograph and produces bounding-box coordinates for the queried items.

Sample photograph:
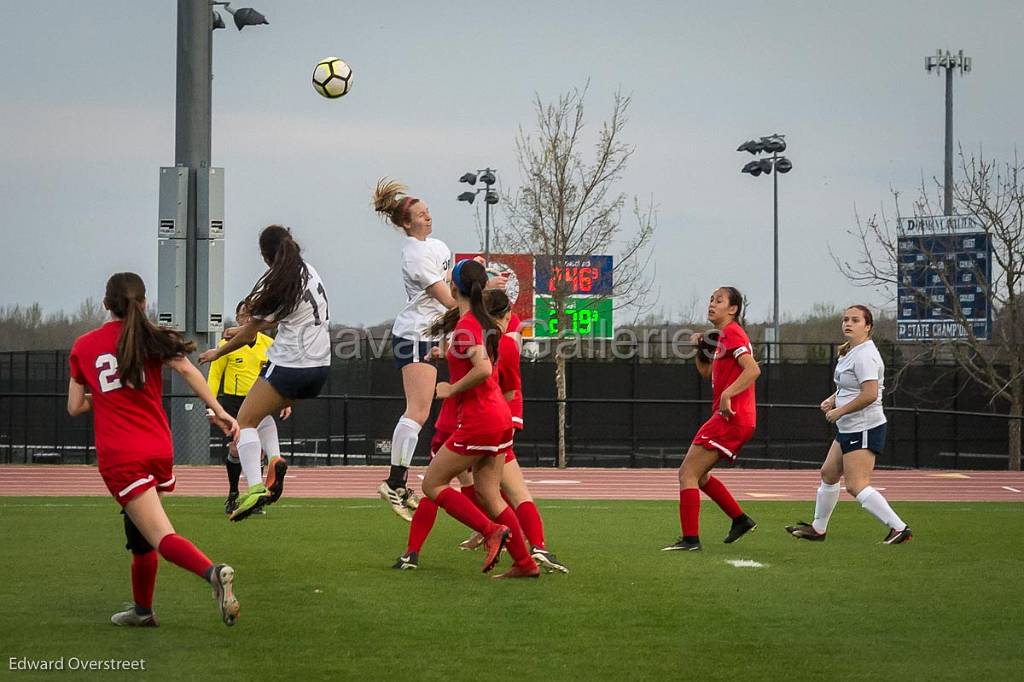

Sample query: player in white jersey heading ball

[199,225,332,521]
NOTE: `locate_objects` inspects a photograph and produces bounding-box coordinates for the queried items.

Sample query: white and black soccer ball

[312,57,353,99]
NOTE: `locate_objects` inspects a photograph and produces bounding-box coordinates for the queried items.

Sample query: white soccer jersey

[258,261,332,368]
[834,339,886,432]
[391,236,452,340]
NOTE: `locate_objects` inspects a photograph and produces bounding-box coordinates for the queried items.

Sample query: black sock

[683,535,701,543]
[134,604,153,616]
[386,465,408,490]
[226,459,242,494]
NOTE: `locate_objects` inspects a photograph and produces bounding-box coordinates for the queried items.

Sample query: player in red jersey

[663,286,761,552]
[395,291,567,573]
[411,260,540,578]
[67,273,241,627]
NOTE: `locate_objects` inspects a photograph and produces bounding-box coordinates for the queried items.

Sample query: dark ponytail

[454,260,500,362]
[104,272,194,389]
[720,286,745,326]
[244,225,309,321]
[429,289,511,338]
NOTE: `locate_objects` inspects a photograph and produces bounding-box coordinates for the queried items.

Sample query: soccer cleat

[883,526,913,545]
[724,515,757,544]
[224,492,239,515]
[493,563,541,579]
[392,552,419,570]
[402,486,421,511]
[265,456,289,504]
[786,521,827,541]
[530,546,569,574]
[110,606,159,627]
[210,564,239,626]
[378,482,413,522]
[229,483,271,522]
[482,526,511,573]
[661,537,702,551]
[458,532,485,551]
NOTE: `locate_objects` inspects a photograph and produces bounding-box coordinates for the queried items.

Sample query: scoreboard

[535,255,614,338]
[897,215,991,341]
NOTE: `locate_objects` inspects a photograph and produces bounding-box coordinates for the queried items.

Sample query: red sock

[679,488,701,538]
[131,551,158,610]
[436,487,495,535]
[460,484,477,506]
[407,497,438,554]
[496,506,537,569]
[515,501,545,549]
[157,534,214,580]
[700,475,743,519]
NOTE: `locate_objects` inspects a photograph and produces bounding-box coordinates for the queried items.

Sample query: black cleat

[724,514,757,544]
[531,546,569,574]
[661,537,702,552]
[882,526,913,545]
[785,521,826,541]
[392,552,419,570]
[224,492,238,516]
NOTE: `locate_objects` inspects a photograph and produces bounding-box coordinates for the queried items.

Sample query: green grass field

[2,497,1022,680]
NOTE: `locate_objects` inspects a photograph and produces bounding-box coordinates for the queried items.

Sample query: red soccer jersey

[69,321,173,467]
[447,313,512,435]
[711,321,757,427]
[496,334,523,428]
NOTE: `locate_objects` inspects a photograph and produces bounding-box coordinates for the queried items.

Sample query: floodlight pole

[926,49,971,216]
[772,149,779,351]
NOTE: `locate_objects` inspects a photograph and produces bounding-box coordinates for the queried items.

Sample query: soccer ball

[312,57,353,99]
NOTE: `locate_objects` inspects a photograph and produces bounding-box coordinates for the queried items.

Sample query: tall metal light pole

[926,49,972,216]
[160,0,267,464]
[738,135,793,358]
[457,169,499,262]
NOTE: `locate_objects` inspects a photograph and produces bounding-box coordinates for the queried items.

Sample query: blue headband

[452,259,472,295]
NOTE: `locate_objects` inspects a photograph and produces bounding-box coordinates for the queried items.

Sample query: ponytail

[450,260,500,362]
[373,178,419,230]
[104,272,194,388]
[244,225,309,321]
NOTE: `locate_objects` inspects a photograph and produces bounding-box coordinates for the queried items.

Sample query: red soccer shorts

[445,428,515,458]
[100,457,176,506]
[692,414,755,462]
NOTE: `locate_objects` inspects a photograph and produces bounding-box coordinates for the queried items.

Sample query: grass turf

[1,497,1022,680]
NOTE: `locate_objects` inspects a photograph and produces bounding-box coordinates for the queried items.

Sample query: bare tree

[833,151,1024,470]
[492,83,657,467]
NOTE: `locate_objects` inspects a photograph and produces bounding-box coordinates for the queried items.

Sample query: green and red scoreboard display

[456,252,614,338]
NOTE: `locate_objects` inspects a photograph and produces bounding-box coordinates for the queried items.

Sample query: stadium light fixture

[458,168,499,261]
[738,133,792,354]
[925,48,972,215]
[212,10,226,30]
[211,2,269,31]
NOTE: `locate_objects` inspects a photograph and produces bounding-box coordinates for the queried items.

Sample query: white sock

[811,481,841,534]
[257,415,281,461]
[390,417,422,468]
[237,427,263,488]
[855,486,907,531]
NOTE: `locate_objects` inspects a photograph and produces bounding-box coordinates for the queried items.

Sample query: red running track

[1,465,1023,502]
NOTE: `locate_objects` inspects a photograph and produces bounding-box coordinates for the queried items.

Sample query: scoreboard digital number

[896,215,991,341]
[534,296,614,338]
[535,256,613,296]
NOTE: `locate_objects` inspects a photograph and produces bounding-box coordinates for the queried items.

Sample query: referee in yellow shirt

[208,301,287,514]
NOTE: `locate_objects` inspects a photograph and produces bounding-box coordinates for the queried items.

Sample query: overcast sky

[2,0,1021,328]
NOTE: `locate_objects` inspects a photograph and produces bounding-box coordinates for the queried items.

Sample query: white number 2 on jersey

[96,353,123,393]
